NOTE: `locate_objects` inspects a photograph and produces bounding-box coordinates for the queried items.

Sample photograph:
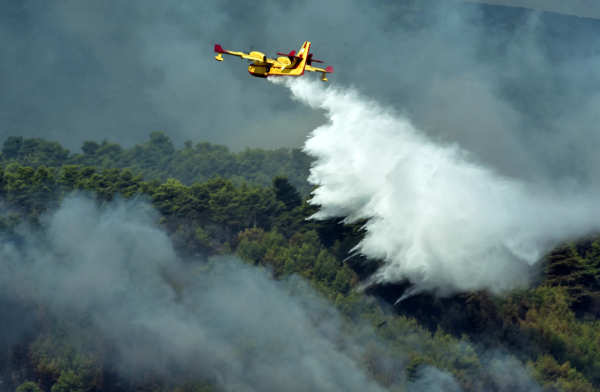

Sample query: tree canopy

[0,133,600,392]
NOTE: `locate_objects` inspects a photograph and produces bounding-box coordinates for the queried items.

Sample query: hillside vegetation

[0,134,599,392]
[0,133,312,195]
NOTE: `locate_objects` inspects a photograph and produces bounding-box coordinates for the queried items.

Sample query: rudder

[296,42,311,65]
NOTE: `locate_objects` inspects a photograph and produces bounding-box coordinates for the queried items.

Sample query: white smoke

[274,77,600,297]
[0,195,390,392]
[0,195,550,392]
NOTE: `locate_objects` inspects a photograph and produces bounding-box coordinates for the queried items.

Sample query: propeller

[247,45,255,63]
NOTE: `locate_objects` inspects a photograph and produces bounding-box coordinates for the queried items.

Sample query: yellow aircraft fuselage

[247,42,310,78]
[214,41,333,81]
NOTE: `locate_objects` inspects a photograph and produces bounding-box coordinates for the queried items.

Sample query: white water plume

[273,77,600,297]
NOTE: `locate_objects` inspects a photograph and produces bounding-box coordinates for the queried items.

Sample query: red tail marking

[277,52,303,59]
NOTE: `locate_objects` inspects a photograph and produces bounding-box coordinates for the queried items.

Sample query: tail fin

[294,42,311,73]
[297,41,311,61]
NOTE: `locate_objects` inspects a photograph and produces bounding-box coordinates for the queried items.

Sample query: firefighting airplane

[214,41,334,81]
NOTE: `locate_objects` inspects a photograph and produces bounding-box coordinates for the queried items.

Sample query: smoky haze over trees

[4,1,600,392]
[0,159,597,392]
[0,197,389,392]
[3,0,600,187]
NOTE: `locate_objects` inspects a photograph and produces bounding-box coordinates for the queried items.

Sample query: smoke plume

[0,195,552,391]
[1,195,393,392]
[276,78,600,297]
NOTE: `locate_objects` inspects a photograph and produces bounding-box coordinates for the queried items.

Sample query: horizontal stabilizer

[307,54,324,64]
[277,51,303,59]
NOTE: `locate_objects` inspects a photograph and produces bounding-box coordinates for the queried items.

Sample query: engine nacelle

[249,51,265,60]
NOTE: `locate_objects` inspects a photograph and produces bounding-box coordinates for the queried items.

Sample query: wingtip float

[214,41,334,82]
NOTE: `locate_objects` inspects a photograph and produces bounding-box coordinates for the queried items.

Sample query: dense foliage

[0,135,599,392]
[0,133,313,195]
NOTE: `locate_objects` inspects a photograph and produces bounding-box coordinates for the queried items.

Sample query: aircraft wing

[215,45,263,61]
[306,65,334,74]
[215,45,284,66]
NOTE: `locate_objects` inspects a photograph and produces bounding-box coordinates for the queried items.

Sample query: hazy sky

[458,0,600,18]
[2,0,600,188]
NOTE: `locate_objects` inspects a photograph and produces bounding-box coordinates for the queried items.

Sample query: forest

[1,134,600,392]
